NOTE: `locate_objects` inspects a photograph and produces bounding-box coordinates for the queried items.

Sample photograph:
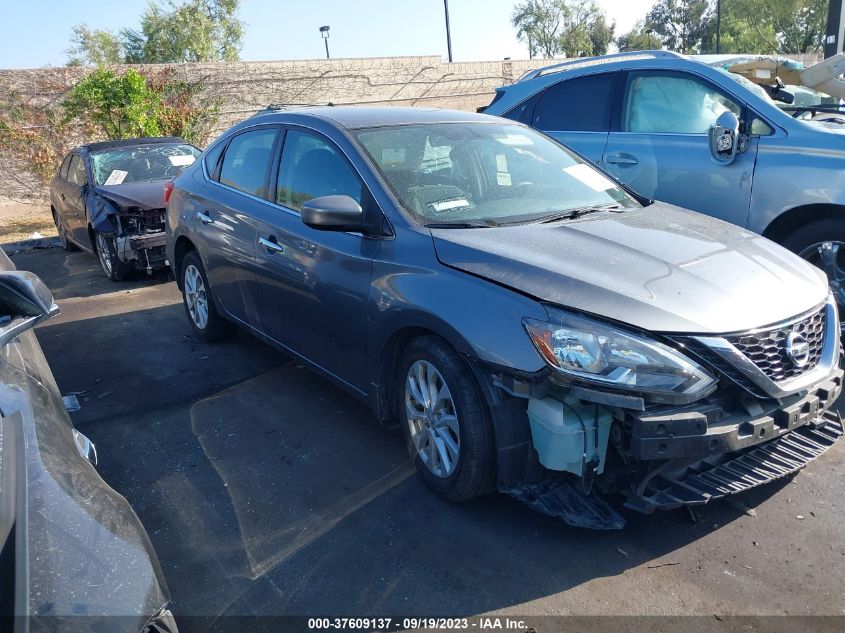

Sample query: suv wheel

[180,251,235,342]
[782,220,845,308]
[95,231,131,281]
[397,336,495,501]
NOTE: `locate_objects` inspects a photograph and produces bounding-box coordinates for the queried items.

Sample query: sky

[0,0,656,69]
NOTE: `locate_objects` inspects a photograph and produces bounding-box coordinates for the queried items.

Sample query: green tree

[616,21,663,52]
[66,24,124,66]
[62,69,163,139]
[66,0,243,66]
[511,0,615,58]
[646,0,714,53]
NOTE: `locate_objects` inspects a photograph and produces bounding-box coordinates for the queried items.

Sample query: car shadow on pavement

[10,247,172,301]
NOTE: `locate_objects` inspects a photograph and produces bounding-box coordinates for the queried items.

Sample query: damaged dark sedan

[166,107,843,529]
[50,138,200,280]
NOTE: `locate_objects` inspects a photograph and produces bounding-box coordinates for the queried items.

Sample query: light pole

[319,25,330,59]
[443,0,453,62]
[716,0,722,54]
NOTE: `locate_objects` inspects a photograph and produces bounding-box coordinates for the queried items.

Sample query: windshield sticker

[496,154,508,172]
[496,172,512,186]
[563,164,615,192]
[430,198,470,213]
[103,170,128,185]
[168,154,196,167]
[382,148,406,166]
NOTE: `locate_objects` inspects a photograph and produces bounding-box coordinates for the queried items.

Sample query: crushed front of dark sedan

[50,138,201,281]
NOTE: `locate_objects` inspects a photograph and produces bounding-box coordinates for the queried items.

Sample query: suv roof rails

[251,103,336,117]
[518,50,684,82]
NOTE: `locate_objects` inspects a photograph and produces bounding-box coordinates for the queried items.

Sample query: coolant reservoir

[527,395,612,476]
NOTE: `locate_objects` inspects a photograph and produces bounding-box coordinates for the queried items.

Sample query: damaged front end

[483,297,843,529]
[88,190,169,275]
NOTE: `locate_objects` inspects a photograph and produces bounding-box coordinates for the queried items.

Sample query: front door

[250,128,378,393]
[601,70,758,228]
[64,154,90,247]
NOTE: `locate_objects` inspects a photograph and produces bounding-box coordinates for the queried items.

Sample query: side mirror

[709,111,740,165]
[0,271,59,348]
[301,195,364,232]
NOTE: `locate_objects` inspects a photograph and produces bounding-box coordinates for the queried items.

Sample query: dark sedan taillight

[164,180,174,206]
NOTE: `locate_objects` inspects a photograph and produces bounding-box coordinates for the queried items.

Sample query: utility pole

[443,0,453,62]
[826,0,845,58]
[716,0,722,54]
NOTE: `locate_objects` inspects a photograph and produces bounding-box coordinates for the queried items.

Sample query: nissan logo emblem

[786,331,810,367]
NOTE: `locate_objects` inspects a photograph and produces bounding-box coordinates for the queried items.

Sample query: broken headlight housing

[524,308,715,399]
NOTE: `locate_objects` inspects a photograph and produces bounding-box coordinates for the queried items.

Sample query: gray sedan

[166,107,842,528]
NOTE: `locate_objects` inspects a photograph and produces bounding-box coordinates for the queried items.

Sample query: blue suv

[484,51,845,307]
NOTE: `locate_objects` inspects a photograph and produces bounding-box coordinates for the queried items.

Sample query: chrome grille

[724,307,826,383]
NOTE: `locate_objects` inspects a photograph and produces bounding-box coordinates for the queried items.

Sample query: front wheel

[95,231,131,281]
[781,220,845,309]
[397,336,495,502]
[180,251,235,342]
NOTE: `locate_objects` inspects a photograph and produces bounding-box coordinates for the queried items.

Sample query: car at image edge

[165,105,843,528]
[0,249,177,631]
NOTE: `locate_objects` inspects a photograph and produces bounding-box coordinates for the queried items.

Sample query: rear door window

[219,128,278,198]
[276,130,363,211]
[532,73,618,132]
[59,155,72,180]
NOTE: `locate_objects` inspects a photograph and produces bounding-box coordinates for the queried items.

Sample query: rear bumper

[626,410,843,513]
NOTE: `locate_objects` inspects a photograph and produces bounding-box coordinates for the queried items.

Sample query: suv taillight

[164,180,174,205]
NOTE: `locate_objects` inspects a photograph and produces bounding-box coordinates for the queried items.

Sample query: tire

[94,231,132,281]
[52,210,78,251]
[397,335,495,502]
[180,250,235,342]
[780,219,845,308]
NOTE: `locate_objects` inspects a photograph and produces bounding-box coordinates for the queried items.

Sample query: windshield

[90,143,201,186]
[353,122,640,226]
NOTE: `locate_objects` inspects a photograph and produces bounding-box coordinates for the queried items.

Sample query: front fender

[86,192,119,233]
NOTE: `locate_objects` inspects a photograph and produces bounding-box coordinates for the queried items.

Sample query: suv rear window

[219,128,278,198]
[532,73,617,132]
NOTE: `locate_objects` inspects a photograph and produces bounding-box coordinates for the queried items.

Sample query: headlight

[524,308,715,397]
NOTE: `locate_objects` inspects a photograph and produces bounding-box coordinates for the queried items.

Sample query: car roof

[246,105,505,130]
[80,137,189,153]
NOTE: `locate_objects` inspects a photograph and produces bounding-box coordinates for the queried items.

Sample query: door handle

[259,236,285,254]
[605,153,639,166]
[197,211,214,225]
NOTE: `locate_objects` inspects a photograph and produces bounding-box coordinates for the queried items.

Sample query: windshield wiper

[536,204,623,223]
[424,221,497,229]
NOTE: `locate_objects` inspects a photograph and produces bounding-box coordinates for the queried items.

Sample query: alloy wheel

[799,241,845,308]
[405,360,461,478]
[95,233,113,276]
[184,264,209,329]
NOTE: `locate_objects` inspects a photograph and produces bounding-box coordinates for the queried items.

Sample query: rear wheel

[52,210,77,251]
[180,250,235,342]
[397,336,495,501]
[781,220,845,309]
[95,231,131,281]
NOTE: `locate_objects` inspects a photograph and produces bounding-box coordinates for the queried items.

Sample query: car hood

[431,202,829,334]
[94,181,166,210]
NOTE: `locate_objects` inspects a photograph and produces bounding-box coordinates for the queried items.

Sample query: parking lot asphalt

[10,246,845,628]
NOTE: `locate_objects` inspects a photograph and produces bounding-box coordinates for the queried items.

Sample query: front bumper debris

[504,478,626,530]
[626,409,843,513]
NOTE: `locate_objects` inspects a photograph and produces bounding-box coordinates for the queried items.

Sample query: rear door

[249,127,378,393]
[529,72,619,164]
[196,125,280,325]
[601,70,758,227]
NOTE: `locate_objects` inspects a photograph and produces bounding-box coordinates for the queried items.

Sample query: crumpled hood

[94,181,166,210]
[431,202,828,335]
